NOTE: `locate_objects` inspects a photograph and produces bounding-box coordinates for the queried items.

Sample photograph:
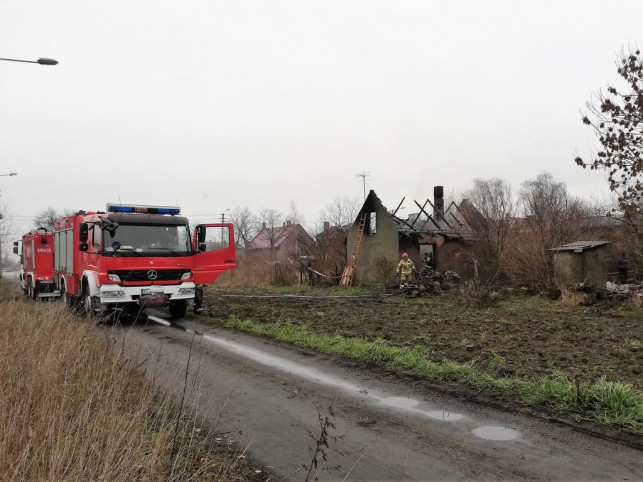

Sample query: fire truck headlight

[178,287,195,295]
[181,272,192,280]
[108,274,121,282]
[103,290,125,298]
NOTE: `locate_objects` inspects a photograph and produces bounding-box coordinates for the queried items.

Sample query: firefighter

[423,252,433,269]
[396,253,415,289]
[617,253,629,284]
[194,284,205,314]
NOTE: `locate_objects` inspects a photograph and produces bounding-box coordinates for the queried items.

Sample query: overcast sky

[1,0,641,243]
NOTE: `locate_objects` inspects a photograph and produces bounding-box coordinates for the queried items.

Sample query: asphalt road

[108,312,643,481]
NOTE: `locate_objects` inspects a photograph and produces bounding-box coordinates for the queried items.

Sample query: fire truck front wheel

[82,281,100,318]
[168,300,188,319]
[61,284,73,308]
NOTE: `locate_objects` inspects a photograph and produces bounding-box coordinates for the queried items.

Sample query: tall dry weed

[0,300,245,481]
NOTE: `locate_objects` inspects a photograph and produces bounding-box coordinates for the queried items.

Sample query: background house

[246,220,314,258]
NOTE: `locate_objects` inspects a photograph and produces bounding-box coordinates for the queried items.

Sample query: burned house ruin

[346,188,474,285]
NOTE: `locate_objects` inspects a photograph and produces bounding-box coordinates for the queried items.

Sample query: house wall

[436,241,471,275]
[348,202,400,285]
[582,245,609,286]
[554,252,583,286]
[419,233,470,276]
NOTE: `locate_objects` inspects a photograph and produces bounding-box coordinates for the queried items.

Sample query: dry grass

[560,289,589,305]
[0,298,255,481]
[218,252,300,287]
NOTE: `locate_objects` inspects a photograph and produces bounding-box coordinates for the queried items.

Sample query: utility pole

[356,172,371,200]
[219,209,230,245]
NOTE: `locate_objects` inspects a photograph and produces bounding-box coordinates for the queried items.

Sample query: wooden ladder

[340,212,367,287]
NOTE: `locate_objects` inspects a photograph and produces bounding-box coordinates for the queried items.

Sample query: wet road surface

[107,312,643,481]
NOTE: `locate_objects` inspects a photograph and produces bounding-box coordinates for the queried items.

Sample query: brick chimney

[433,186,444,220]
[323,221,330,232]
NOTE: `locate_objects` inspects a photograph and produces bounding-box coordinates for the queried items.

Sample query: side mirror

[79,223,89,243]
[199,242,207,252]
[197,225,206,243]
[13,243,18,255]
[79,243,88,252]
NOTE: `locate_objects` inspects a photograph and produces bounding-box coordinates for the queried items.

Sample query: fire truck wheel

[82,282,99,318]
[61,285,71,307]
[169,300,188,319]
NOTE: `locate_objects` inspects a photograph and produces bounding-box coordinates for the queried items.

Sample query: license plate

[141,288,164,295]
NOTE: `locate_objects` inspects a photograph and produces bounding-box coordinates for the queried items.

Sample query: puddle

[378,397,463,421]
[472,426,519,441]
[427,411,464,421]
[380,397,419,409]
[199,333,363,393]
[157,320,470,426]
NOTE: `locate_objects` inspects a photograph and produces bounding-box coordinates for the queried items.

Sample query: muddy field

[206,292,643,387]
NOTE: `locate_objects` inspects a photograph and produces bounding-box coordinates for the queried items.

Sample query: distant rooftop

[549,241,610,252]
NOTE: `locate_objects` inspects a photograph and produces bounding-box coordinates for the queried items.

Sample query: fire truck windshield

[102,224,192,257]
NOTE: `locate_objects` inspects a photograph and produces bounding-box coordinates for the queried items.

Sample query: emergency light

[106,203,181,215]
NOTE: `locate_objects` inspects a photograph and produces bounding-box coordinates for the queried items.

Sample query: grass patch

[212,315,643,433]
[0,300,254,480]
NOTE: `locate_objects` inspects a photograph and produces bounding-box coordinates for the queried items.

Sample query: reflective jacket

[397,259,415,275]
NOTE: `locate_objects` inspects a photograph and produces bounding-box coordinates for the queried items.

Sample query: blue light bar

[106,203,181,215]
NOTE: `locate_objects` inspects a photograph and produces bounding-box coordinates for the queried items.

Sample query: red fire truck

[14,228,60,299]
[52,203,235,318]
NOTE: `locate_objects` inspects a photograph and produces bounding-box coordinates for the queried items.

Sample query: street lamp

[0,173,17,177]
[0,57,58,65]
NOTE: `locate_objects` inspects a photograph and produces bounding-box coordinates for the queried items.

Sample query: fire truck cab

[14,228,60,299]
[53,204,235,318]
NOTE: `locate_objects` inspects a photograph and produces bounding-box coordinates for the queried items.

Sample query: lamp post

[0,57,58,65]
[0,173,17,279]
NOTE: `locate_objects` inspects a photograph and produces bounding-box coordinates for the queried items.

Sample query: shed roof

[549,241,610,252]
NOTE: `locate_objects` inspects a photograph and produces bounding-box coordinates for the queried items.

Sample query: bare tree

[507,173,591,289]
[256,208,286,249]
[288,200,304,226]
[300,196,360,284]
[460,179,515,287]
[228,206,257,248]
[287,201,310,258]
[32,207,73,231]
[575,48,643,216]
[0,202,13,272]
[317,196,360,227]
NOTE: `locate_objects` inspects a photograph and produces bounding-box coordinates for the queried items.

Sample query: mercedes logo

[147,270,158,281]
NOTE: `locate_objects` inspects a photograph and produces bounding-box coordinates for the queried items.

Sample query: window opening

[367,212,377,235]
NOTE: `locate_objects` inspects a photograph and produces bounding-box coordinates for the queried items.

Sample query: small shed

[549,241,610,287]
